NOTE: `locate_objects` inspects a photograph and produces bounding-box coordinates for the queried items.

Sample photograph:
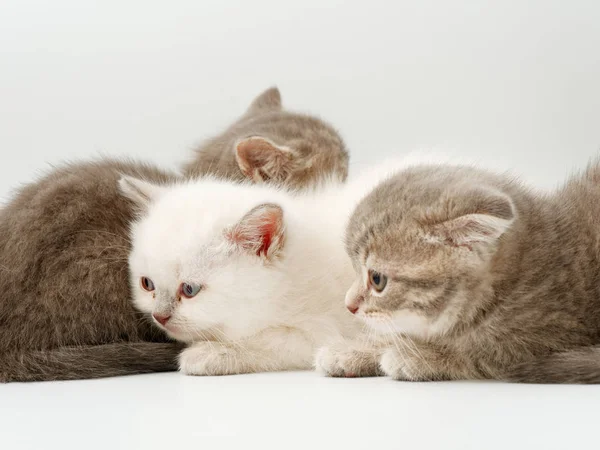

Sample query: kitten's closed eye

[180,283,202,299]
[368,270,387,293]
[140,277,155,292]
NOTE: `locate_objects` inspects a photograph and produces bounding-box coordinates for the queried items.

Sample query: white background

[1,1,600,449]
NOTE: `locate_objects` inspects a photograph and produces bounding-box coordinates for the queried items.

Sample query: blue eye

[181,283,202,298]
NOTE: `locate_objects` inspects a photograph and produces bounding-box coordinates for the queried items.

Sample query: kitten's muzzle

[347,304,359,314]
[345,279,366,315]
[152,313,171,326]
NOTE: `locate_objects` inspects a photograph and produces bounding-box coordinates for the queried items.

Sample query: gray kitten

[319,162,600,383]
[0,87,349,382]
[183,87,348,187]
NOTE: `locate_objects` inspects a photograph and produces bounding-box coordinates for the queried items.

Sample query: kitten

[182,87,349,188]
[318,162,600,383]
[119,174,363,376]
[0,87,349,382]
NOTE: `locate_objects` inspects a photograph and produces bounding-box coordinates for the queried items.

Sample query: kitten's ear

[425,189,515,247]
[235,137,296,183]
[118,176,163,210]
[226,203,285,260]
[246,86,282,115]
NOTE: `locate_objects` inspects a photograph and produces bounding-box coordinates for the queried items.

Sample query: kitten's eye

[369,270,388,293]
[180,282,202,299]
[140,277,155,292]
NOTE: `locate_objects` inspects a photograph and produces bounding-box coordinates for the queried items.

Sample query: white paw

[315,344,382,378]
[179,342,238,376]
[315,346,349,377]
[380,348,420,381]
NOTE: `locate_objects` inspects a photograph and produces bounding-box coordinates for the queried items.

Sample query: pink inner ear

[226,205,283,258]
[255,213,278,256]
[236,137,279,175]
[235,137,294,183]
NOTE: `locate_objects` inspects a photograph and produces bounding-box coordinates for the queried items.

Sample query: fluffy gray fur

[321,162,600,384]
[0,87,349,382]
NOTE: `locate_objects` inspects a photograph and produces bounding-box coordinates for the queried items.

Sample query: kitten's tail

[0,342,184,382]
[506,346,600,384]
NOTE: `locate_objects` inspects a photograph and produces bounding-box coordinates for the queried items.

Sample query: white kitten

[118,174,365,375]
[118,152,449,376]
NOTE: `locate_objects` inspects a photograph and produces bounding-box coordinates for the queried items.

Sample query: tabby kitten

[318,162,600,383]
[183,87,348,188]
[0,87,349,382]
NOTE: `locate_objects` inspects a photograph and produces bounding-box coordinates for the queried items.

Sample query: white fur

[125,179,357,375]
[124,153,452,375]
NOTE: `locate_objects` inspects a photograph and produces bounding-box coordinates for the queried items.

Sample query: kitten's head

[344,165,516,338]
[119,176,287,343]
[182,86,349,189]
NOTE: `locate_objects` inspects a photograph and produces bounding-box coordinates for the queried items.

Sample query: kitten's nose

[152,313,171,326]
[347,305,359,314]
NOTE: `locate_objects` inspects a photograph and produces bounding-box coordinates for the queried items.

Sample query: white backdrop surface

[1,1,599,449]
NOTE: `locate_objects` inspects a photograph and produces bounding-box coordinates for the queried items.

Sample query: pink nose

[347,305,359,314]
[152,313,171,326]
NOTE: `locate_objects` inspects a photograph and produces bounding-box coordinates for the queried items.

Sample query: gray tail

[506,346,600,384]
[0,342,185,382]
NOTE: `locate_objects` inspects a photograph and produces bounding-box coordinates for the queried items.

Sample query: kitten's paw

[179,342,242,376]
[314,346,349,377]
[380,347,435,381]
[380,348,420,380]
[315,344,383,378]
